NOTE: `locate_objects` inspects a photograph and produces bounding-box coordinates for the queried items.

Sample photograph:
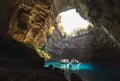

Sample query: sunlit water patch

[44,61,120,81]
[44,61,92,71]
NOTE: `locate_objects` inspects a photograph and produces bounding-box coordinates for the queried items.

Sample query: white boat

[71,58,79,64]
[60,59,69,63]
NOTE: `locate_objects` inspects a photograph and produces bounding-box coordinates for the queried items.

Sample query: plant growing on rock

[25,43,51,61]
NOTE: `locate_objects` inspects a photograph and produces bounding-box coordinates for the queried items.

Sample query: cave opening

[57,9,91,36]
[48,9,95,62]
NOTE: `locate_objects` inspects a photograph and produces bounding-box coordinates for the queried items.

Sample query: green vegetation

[25,43,51,61]
[25,43,36,50]
[48,24,54,35]
[71,23,94,36]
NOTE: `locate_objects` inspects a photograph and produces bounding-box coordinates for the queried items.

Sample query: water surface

[45,61,120,81]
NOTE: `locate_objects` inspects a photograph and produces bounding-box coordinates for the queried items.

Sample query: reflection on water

[44,62,92,70]
[45,62,120,81]
[60,63,70,69]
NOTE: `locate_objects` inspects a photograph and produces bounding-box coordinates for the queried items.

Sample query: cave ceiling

[54,0,120,44]
[0,0,120,45]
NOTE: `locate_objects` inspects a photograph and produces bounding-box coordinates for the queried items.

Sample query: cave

[0,0,120,81]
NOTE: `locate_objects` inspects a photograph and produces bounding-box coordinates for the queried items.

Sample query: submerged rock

[0,68,68,81]
[71,73,83,81]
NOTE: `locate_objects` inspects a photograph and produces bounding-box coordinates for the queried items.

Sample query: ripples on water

[44,62,120,81]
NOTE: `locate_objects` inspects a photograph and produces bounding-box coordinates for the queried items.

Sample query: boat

[70,58,79,64]
[60,59,69,64]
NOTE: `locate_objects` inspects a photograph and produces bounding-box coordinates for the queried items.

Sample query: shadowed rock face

[0,37,45,68]
[0,0,20,37]
[62,28,120,63]
[75,0,120,45]
[44,23,64,55]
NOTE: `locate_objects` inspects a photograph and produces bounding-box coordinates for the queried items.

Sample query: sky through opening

[59,9,90,34]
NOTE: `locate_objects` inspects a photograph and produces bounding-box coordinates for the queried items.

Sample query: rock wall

[0,0,21,37]
[9,0,54,48]
[74,0,120,45]
[44,22,64,55]
[62,27,120,62]
[1,0,120,50]
[7,0,66,50]
[53,0,120,45]
[0,0,64,61]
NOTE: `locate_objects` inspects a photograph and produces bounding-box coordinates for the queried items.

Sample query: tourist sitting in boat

[71,58,79,63]
[60,59,69,63]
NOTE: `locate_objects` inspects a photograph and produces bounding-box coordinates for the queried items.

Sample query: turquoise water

[45,61,120,81]
[44,61,92,70]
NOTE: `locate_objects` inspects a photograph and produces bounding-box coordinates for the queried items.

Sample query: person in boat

[71,58,79,63]
[60,58,69,63]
